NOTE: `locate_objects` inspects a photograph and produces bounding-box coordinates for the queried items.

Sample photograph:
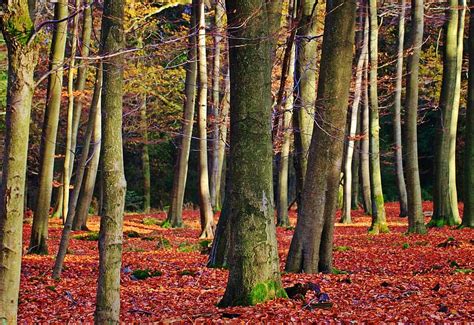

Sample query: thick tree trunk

[0,3,38,321]
[405,0,427,234]
[431,0,464,227]
[197,0,215,239]
[277,45,295,227]
[210,0,224,210]
[166,1,198,228]
[53,65,102,278]
[94,0,126,322]
[368,0,389,234]
[141,96,151,213]
[285,0,357,274]
[464,0,474,228]
[30,0,68,254]
[219,0,286,307]
[393,0,409,217]
[293,0,318,211]
[341,16,368,224]
[360,48,372,215]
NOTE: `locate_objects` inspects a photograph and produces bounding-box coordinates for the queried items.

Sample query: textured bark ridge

[0,1,39,322]
[219,0,286,307]
[285,0,357,274]
[94,0,126,323]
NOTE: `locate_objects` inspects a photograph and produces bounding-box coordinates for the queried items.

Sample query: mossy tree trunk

[94,0,127,322]
[368,0,389,234]
[29,0,68,254]
[393,0,409,217]
[293,0,318,211]
[0,1,38,322]
[341,15,368,224]
[166,0,198,228]
[285,0,357,273]
[431,0,464,227]
[464,0,474,228]
[219,0,286,307]
[197,0,215,239]
[404,0,427,234]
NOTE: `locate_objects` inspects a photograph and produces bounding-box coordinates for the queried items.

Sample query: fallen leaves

[18,203,474,322]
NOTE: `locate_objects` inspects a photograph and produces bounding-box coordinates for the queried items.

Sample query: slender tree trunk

[341,15,368,224]
[73,97,102,231]
[0,3,38,322]
[62,0,81,228]
[293,0,318,211]
[405,0,427,234]
[393,0,409,217]
[368,0,389,234]
[53,65,102,278]
[166,1,198,228]
[210,0,224,210]
[431,0,464,226]
[29,0,68,255]
[197,0,215,239]
[285,0,357,273]
[360,45,372,215]
[94,0,126,322]
[464,0,474,228]
[277,45,295,227]
[219,0,286,307]
[351,118,361,209]
[52,4,93,219]
[141,95,151,213]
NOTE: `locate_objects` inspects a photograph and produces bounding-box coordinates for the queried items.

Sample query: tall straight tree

[197,0,215,239]
[431,0,464,227]
[393,0,409,217]
[285,0,357,273]
[293,0,318,209]
[29,0,68,254]
[368,0,389,234]
[94,0,127,322]
[341,14,368,224]
[0,1,39,322]
[404,0,426,234]
[140,95,151,213]
[464,0,474,228]
[165,0,198,228]
[218,0,286,306]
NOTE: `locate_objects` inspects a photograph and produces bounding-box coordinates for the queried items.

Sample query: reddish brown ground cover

[19,202,473,322]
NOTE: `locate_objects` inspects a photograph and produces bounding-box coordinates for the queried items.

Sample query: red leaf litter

[19,202,473,322]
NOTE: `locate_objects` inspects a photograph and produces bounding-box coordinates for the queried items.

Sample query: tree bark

[368,0,389,234]
[141,95,151,213]
[360,46,372,215]
[393,0,409,217]
[341,15,368,224]
[197,0,215,239]
[0,2,38,322]
[293,0,318,211]
[94,0,126,322]
[219,0,286,307]
[464,0,474,228]
[30,0,68,254]
[165,0,198,228]
[285,0,357,274]
[431,0,464,227]
[405,0,427,234]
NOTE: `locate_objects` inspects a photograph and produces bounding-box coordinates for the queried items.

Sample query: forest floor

[19,202,473,323]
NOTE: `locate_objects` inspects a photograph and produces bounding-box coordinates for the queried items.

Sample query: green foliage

[333,246,351,252]
[402,243,410,250]
[331,268,349,275]
[125,190,144,212]
[156,237,171,249]
[73,232,100,241]
[143,217,160,226]
[177,241,199,253]
[131,269,163,280]
[248,281,288,305]
[455,269,473,274]
[178,269,196,276]
[125,230,141,238]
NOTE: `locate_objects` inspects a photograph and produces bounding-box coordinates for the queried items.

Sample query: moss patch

[248,280,288,305]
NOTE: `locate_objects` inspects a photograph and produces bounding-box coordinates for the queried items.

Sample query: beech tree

[0,1,39,322]
[94,0,127,322]
[29,0,68,254]
[285,0,357,273]
[218,0,286,306]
